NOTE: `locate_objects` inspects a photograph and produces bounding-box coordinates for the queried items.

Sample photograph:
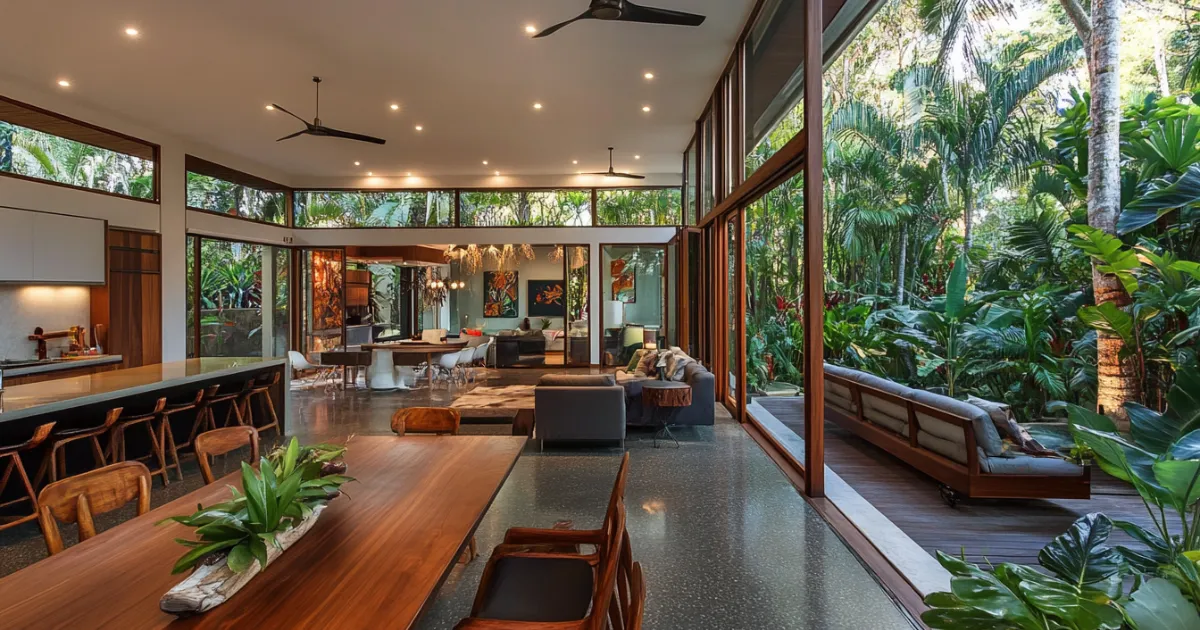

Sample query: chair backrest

[608,534,645,630]
[391,407,461,435]
[473,343,489,362]
[586,501,627,630]
[288,350,313,370]
[457,350,475,366]
[37,461,151,555]
[621,325,645,349]
[438,351,461,369]
[604,452,631,526]
[195,426,260,485]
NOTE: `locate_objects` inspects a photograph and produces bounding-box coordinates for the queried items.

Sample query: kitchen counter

[1,354,123,378]
[0,357,286,424]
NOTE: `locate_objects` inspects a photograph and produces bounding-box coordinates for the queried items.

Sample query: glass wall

[595,188,681,226]
[601,245,665,367]
[685,140,698,225]
[294,190,453,227]
[0,99,156,200]
[187,172,287,224]
[726,214,740,407]
[459,190,591,226]
[744,0,807,177]
[566,246,590,366]
[188,237,289,358]
[702,111,716,214]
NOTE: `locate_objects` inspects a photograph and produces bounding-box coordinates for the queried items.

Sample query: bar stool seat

[33,408,122,487]
[0,422,55,532]
[240,372,281,440]
[107,398,177,487]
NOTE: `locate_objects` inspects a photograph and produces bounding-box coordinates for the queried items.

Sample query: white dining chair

[436,351,462,387]
[456,348,476,383]
[288,351,338,389]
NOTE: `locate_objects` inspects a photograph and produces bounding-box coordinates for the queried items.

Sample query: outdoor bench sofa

[822,363,1090,505]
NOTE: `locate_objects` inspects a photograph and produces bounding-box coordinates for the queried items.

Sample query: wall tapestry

[528,280,566,317]
[483,271,519,318]
[610,259,636,303]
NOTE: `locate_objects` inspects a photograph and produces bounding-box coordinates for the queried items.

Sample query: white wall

[0,285,91,359]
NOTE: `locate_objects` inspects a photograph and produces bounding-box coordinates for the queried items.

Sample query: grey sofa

[534,374,626,447]
[823,363,1089,503]
[616,362,715,427]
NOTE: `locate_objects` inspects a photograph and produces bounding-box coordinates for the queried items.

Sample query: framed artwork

[528,280,566,317]
[610,259,636,303]
[483,270,519,318]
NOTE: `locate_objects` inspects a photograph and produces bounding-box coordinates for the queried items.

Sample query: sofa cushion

[825,389,857,416]
[682,361,709,381]
[917,430,969,465]
[626,349,647,372]
[538,374,616,387]
[636,351,659,375]
[661,350,695,382]
[908,389,1004,456]
[982,453,1086,476]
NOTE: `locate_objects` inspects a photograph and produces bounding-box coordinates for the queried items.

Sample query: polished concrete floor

[1,368,915,628]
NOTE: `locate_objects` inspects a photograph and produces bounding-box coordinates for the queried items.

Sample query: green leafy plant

[162,438,352,575]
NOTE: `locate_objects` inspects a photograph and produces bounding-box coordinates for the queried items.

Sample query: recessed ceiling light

[572,160,578,165]
[389,103,400,111]
[415,125,423,131]
[634,155,641,160]
[482,160,489,165]
[367,171,374,176]
[644,72,654,80]
[265,104,275,111]
[56,79,71,88]
[354,161,361,166]
[124,27,140,37]
[533,102,543,110]
[642,105,651,112]
[525,24,537,34]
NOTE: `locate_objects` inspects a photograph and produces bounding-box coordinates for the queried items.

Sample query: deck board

[756,397,1161,567]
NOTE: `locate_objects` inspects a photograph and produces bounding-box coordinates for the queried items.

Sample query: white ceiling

[0,0,754,182]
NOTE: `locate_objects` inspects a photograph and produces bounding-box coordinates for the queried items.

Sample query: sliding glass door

[564,245,590,366]
[187,236,290,358]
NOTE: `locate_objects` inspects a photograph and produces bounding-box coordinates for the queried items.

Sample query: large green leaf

[1006,564,1123,630]
[945,253,968,321]
[1120,164,1200,235]
[1126,402,1179,456]
[1037,513,1122,587]
[932,552,1044,629]
[226,542,254,573]
[1125,578,1200,630]
[1153,459,1200,509]
[1173,429,1200,460]
[1077,303,1135,345]
[1068,225,1141,293]
[1066,404,1120,434]
[170,539,239,574]
[1169,367,1200,436]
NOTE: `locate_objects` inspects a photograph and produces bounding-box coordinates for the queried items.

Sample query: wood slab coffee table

[642,380,692,448]
[451,385,536,436]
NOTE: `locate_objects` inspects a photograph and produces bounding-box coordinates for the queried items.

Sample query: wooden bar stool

[155,389,204,482]
[239,373,281,440]
[0,422,54,532]
[37,461,151,555]
[107,398,175,487]
[195,426,259,485]
[33,408,122,487]
[180,384,243,450]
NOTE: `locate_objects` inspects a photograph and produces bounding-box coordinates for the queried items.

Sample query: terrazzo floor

[0,368,917,629]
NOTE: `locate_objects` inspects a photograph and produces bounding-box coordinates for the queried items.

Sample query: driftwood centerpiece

[158,439,352,617]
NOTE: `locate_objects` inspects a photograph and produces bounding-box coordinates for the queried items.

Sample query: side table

[641,380,692,448]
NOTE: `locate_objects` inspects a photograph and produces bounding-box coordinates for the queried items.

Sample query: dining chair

[608,539,645,630]
[455,501,627,629]
[37,461,151,556]
[436,351,463,386]
[289,350,339,389]
[194,426,260,485]
[0,422,54,533]
[456,349,477,383]
[33,407,123,487]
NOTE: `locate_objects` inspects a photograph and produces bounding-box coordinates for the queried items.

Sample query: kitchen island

[1,355,124,386]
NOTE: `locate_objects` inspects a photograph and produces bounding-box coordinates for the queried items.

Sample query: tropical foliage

[187,172,287,225]
[294,190,453,227]
[595,188,682,226]
[1,121,153,198]
[460,190,592,227]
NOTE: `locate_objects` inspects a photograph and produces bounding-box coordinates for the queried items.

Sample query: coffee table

[451,385,536,436]
[641,380,692,448]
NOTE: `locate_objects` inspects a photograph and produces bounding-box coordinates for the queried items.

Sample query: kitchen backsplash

[0,286,91,360]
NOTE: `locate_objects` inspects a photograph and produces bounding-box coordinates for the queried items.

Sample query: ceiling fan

[271,77,385,145]
[534,0,706,38]
[585,148,645,179]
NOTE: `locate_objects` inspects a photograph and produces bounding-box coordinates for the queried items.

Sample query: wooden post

[802,0,826,498]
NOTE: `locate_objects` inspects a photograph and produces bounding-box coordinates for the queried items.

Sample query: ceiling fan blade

[620,2,706,27]
[276,129,310,142]
[609,172,647,179]
[317,125,387,145]
[583,171,613,176]
[534,11,593,38]
[270,103,310,125]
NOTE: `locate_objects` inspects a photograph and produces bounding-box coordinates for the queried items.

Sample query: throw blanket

[967,395,1058,457]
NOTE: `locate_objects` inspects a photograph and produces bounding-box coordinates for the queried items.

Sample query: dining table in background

[362,340,470,389]
[0,435,526,629]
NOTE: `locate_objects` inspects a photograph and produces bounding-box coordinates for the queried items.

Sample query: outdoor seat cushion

[538,374,615,387]
[907,389,1005,456]
[475,555,594,622]
[982,453,1086,476]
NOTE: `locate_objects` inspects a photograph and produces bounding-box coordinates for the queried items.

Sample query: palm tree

[901,37,1083,256]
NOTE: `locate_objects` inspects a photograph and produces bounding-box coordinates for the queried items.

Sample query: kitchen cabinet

[0,208,105,284]
[90,229,161,369]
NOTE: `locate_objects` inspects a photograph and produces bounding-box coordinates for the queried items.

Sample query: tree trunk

[1153,32,1170,96]
[1088,0,1140,428]
[962,177,975,257]
[897,223,909,305]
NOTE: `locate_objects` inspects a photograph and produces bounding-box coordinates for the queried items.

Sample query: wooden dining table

[0,435,526,629]
[362,340,470,389]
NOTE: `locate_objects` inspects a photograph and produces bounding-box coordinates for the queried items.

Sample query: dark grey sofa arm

[535,386,626,442]
[679,369,716,426]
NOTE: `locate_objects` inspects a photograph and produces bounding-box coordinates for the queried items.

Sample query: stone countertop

[1,355,123,377]
[0,357,286,422]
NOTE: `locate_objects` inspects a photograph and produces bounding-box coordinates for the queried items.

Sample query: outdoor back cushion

[538,374,617,387]
[908,389,1004,456]
[824,383,856,415]
[982,453,1085,476]
[917,430,969,465]
[861,395,910,436]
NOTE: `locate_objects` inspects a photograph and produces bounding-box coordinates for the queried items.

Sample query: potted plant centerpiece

[158,438,353,616]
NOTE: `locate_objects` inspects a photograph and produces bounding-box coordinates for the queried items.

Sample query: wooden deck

[756,397,1160,567]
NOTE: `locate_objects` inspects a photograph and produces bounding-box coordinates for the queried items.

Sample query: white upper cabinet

[0,208,106,284]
